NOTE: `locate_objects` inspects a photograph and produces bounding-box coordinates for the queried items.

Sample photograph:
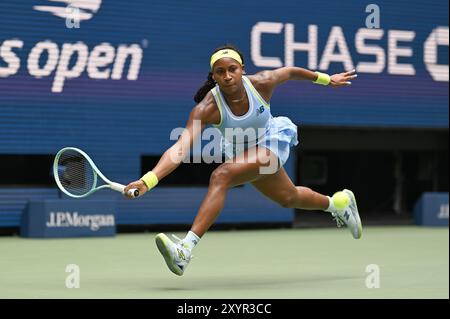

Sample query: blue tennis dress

[211,76,299,168]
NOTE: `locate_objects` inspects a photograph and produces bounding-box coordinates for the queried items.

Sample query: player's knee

[279,193,295,208]
[209,167,232,188]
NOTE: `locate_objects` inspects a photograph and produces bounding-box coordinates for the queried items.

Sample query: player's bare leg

[191,146,279,237]
[155,146,278,276]
[251,167,329,210]
[252,168,362,239]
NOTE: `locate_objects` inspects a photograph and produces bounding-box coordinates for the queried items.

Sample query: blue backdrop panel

[414,192,449,226]
[0,188,59,227]
[21,200,116,237]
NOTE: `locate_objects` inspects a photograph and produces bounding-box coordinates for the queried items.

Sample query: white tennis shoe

[155,233,192,276]
[331,189,363,239]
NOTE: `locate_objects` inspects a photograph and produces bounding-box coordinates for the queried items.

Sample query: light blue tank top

[211,76,272,148]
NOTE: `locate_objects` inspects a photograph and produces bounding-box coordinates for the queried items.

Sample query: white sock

[182,230,200,251]
[325,196,337,214]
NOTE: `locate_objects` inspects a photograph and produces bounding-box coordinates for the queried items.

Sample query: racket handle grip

[128,188,140,198]
[110,182,140,198]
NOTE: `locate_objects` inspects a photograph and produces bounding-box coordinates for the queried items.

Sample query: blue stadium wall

[0,0,448,227]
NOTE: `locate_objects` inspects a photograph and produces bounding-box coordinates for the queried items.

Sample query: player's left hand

[329,69,358,88]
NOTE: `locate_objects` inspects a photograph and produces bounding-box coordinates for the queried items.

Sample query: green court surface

[0,226,448,299]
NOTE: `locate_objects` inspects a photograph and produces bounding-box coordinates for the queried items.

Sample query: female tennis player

[124,45,361,276]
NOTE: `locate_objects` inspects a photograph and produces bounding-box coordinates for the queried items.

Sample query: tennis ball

[332,191,350,210]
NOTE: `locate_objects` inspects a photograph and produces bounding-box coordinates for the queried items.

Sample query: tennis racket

[53,147,139,198]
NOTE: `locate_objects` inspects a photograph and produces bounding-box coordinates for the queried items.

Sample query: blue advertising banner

[21,200,117,237]
[414,192,449,226]
[0,1,448,157]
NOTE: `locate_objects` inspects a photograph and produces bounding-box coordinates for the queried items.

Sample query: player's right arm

[151,92,218,180]
[124,92,219,197]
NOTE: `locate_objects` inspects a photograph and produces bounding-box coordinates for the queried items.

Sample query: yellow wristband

[313,72,331,85]
[140,171,159,190]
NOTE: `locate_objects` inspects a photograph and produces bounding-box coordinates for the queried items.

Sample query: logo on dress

[256,105,265,116]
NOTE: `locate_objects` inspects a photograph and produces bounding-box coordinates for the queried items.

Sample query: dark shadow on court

[150,274,362,292]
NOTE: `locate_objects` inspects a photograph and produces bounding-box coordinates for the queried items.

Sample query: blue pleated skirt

[221,116,299,168]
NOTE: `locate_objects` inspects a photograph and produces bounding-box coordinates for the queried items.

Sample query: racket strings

[56,150,96,196]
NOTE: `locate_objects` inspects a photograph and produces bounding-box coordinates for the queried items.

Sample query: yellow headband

[210,49,243,69]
